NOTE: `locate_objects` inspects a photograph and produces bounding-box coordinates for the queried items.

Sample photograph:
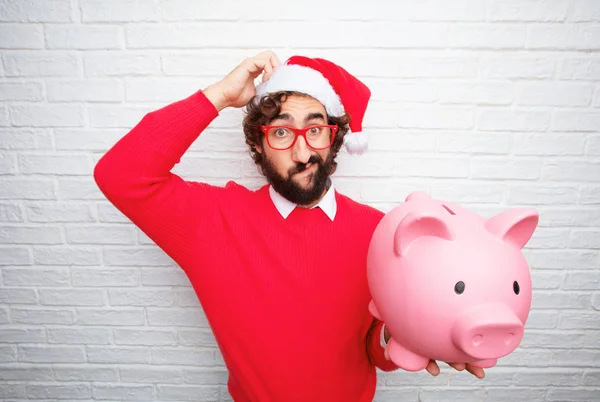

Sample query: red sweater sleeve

[93,90,220,267]
[366,319,399,372]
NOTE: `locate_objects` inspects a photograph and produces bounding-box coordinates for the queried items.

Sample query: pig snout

[451,304,524,360]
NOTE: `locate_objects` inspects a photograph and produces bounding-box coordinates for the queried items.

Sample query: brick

[484,387,547,401]
[109,288,173,307]
[579,186,600,204]
[374,388,420,401]
[12,307,74,324]
[0,307,7,323]
[147,308,207,327]
[11,104,85,127]
[95,203,130,224]
[507,184,578,205]
[0,226,61,245]
[0,128,53,150]
[151,348,217,366]
[563,272,600,290]
[0,23,43,49]
[185,368,228,385]
[125,78,202,103]
[559,58,600,80]
[19,345,84,363]
[559,311,600,330]
[33,246,101,266]
[438,82,513,105]
[516,82,592,106]
[114,328,177,346]
[45,24,123,49]
[477,109,550,131]
[39,288,105,306]
[543,161,600,182]
[532,291,591,309]
[553,111,600,131]
[526,228,570,249]
[528,24,600,50]
[157,385,220,401]
[0,327,45,343]
[120,366,185,383]
[2,267,69,286]
[430,181,505,203]
[0,365,53,380]
[0,178,56,200]
[525,310,559,329]
[420,388,482,401]
[174,157,242,179]
[366,105,474,129]
[47,79,124,102]
[0,247,31,265]
[27,202,94,223]
[55,129,125,153]
[175,288,200,307]
[84,51,161,76]
[27,383,91,399]
[569,0,600,21]
[0,0,72,22]
[54,366,117,381]
[520,330,586,349]
[439,133,512,154]
[513,133,586,156]
[76,308,145,326]
[0,202,23,222]
[65,225,135,245]
[583,371,600,385]
[19,153,91,175]
[538,208,600,227]
[179,330,217,347]
[0,81,44,101]
[3,51,79,77]
[491,0,569,21]
[72,267,139,287]
[0,105,8,126]
[482,55,556,79]
[0,152,17,174]
[88,104,152,128]
[0,287,37,304]
[0,345,17,362]
[161,0,242,21]
[103,246,175,267]
[81,0,159,22]
[0,383,26,398]
[93,384,154,400]
[404,0,486,21]
[530,250,598,269]
[48,327,110,344]
[471,158,541,180]
[450,24,527,48]
[59,178,105,200]
[586,135,600,155]
[547,388,600,401]
[594,293,600,309]
[594,87,600,106]
[86,346,150,364]
[570,230,600,248]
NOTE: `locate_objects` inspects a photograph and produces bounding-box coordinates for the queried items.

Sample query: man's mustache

[289,155,321,175]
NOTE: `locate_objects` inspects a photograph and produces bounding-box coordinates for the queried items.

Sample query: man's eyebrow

[304,113,326,123]
[271,113,292,122]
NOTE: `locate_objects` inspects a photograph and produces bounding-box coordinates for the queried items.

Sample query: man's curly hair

[242,91,350,175]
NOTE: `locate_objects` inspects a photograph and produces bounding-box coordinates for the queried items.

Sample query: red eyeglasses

[260,125,339,150]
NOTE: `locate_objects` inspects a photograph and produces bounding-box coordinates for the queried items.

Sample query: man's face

[256,95,333,207]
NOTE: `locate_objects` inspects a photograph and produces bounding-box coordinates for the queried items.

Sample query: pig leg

[387,338,430,371]
[470,358,497,368]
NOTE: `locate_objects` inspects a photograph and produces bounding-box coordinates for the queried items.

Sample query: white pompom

[343,131,368,155]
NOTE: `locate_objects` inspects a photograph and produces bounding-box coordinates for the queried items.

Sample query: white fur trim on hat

[255,64,344,117]
[344,131,368,155]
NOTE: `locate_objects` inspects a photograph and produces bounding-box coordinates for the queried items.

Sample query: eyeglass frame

[259,124,339,151]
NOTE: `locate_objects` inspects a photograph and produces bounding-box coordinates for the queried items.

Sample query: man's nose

[292,136,311,164]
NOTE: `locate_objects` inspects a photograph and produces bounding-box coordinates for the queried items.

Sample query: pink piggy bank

[367,191,538,371]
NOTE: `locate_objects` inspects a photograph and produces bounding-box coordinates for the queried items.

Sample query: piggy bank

[367,191,538,370]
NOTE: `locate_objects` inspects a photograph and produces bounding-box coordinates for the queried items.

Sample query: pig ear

[368,300,382,320]
[393,211,455,257]
[485,209,539,249]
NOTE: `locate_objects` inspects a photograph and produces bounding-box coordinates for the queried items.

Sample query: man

[94,51,484,402]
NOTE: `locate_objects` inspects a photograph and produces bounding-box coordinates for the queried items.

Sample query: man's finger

[466,364,485,379]
[448,362,466,371]
[262,62,273,82]
[426,360,440,376]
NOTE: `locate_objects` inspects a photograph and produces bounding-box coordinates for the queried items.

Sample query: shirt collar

[269,181,337,221]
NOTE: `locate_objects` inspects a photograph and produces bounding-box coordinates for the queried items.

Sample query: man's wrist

[203,83,229,112]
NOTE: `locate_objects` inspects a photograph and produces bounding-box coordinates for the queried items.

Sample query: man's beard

[261,153,333,206]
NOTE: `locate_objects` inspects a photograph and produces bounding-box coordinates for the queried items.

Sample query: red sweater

[94,90,398,402]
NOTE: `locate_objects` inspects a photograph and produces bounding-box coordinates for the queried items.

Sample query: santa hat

[255,55,371,155]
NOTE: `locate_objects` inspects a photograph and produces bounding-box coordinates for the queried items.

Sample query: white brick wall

[0,0,599,401]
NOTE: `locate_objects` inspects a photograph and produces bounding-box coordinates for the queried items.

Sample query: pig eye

[454,281,465,295]
[513,281,520,295]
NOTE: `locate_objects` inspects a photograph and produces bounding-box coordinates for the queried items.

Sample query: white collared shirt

[268,182,337,221]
